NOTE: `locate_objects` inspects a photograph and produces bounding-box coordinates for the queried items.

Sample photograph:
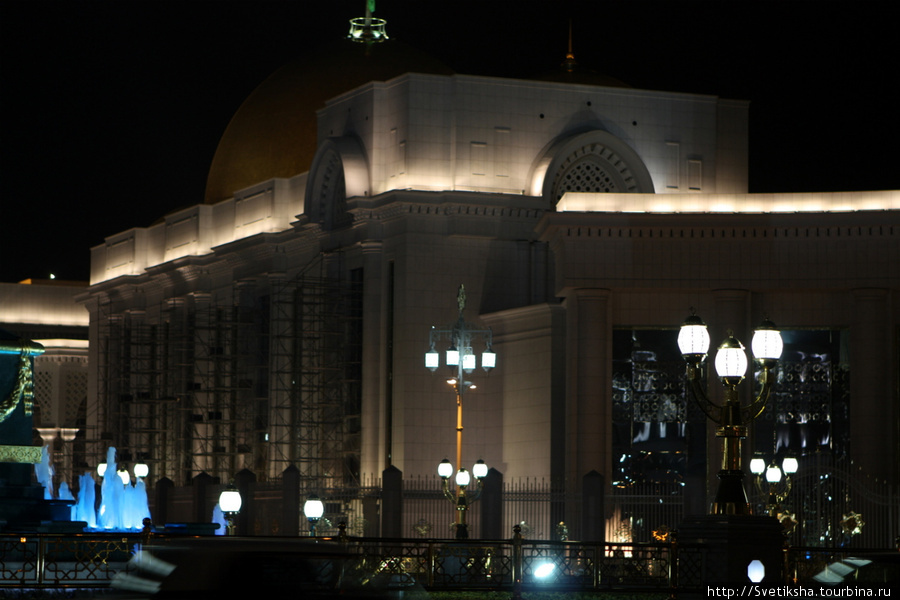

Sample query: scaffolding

[268,256,363,490]
[91,254,363,491]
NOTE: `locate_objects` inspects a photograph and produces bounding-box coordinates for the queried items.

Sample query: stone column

[36,427,60,495]
[564,288,611,537]
[360,241,386,479]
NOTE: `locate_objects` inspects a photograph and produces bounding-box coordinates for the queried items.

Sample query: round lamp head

[715,335,748,381]
[133,463,149,478]
[97,463,107,478]
[437,458,453,479]
[751,319,783,361]
[678,314,710,359]
[749,456,766,476]
[782,456,799,475]
[765,464,783,484]
[219,485,242,513]
[473,459,488,479]
[455,468,471,487]
[304,495,325,520]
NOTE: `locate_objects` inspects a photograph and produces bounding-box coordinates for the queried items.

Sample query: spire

[562,18,577,72]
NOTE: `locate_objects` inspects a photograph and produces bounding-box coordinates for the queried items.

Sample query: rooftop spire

[562,18,577,72]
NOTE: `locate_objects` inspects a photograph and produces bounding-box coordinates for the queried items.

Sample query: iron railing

[2,529,895,595]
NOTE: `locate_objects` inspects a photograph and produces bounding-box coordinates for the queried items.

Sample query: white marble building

[79,33,899,537]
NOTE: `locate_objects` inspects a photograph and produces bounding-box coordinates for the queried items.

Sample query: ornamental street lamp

[425,285,495,539]
[678,312,783,515]
[218,483,242,536]
[304,494,325,537]
[437,457,489,539]
[750,453,798,519]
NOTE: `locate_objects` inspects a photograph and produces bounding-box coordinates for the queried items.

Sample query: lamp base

[710,469,751,515]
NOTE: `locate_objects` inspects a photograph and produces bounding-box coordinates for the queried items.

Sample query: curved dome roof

[204,37,453,204]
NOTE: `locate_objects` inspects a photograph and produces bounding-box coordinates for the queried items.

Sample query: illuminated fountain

[36,446,151,531]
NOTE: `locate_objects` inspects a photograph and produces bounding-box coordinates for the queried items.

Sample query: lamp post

[678,312,783,515]
[218,483,242,536]
[425,284,495,539]
[304,494,325,537]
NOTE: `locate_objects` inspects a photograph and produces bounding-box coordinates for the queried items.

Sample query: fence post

[512,523,523,600]
[427,541,436,588]
[480,467,503,539]
[154,476,173,527]
[282,465,300,536]
[382,465,402,538]
[234,468,256,536]
[582,470,605,542]
[669,531,678,598]
[192,472,216,523]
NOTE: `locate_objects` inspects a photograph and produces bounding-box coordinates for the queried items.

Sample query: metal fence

[5,529,896,596]
[152,455,897,547]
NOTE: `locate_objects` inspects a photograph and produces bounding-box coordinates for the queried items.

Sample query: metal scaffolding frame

[267,255,363,491]
[92,253,363,491]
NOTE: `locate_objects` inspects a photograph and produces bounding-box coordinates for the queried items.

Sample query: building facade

[79,65,899,538]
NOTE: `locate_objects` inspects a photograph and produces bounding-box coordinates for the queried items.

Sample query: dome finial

[349,0,388,44]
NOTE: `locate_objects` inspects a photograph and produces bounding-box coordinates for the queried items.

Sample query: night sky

[1,1,896,283]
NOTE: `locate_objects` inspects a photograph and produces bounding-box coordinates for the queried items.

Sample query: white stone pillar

[359,241,386,481]
[564,288,611,536]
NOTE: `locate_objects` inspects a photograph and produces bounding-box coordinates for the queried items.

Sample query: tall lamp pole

[425,285,495,539]
[678,312,783,515]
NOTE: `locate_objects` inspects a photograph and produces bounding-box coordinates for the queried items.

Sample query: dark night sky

[1,1,896,283]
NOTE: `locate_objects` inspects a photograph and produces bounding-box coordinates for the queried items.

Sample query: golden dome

[204,36,452,204]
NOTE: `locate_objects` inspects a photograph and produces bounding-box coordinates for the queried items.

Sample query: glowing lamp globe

[133,463,149,478]
[437,459,453,479]
[782,456,799,475]
[751,319,783,361]
[765,464,783,484]
[678,314,710,358]
[425,348,439,371]
[97,463,107,478]
[219,486,242,513]
[715,336,748,380]
[462,351,476,373]
[455,468,471,487]
[481,348,496,371]
[304,495,325,520]
[749,456,766,476]
[472,459,488,479]
[446,346,460,367]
